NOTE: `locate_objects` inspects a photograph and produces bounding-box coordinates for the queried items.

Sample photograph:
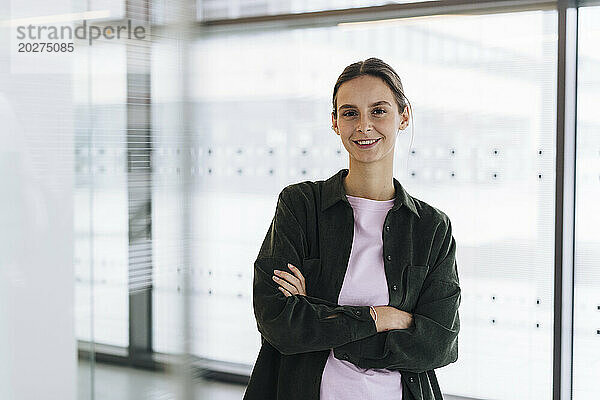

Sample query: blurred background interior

[0,0,599,399]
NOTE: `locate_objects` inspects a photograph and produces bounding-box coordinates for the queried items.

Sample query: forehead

[337,75,394,105]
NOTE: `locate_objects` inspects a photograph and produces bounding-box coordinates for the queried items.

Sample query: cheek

[338,120,352,131]
[379,119,395,129]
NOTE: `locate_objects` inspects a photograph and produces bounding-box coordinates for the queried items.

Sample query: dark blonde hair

[332,58,414,142]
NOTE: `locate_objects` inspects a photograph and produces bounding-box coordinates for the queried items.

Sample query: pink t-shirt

[320,194,403,400]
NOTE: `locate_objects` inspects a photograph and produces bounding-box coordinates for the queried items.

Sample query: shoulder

[280,180,316,200]
[409,194,453,239]
[276,179,328,231]
[409,195,456,268]
[278,178,322,208]
[412,196,451,224]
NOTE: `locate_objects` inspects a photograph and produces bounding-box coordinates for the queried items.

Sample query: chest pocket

[400,265,430,312]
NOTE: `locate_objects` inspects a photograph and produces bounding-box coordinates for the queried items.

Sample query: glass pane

[573,5,600,400]
[74,41,129,350]
[73,32,129,400]
[189,9,558,400]
[151,33,249,399]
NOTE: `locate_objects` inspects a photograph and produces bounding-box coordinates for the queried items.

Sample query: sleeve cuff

[343,305,378,340]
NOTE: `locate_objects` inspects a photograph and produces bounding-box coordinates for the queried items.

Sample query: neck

[343,160,395,201]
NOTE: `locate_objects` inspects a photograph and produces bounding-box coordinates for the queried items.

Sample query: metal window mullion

[125,0,154,370]
[554,1,577,400]
[195,0,558,34]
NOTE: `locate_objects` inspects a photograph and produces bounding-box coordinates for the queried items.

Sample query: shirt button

[355,310,362,316]
[409,377,415,383]
[392,285,398,291]
[385,225,390,231]
[386,255,392,261]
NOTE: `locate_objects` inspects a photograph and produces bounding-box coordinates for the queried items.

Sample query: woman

[244,58,460,400]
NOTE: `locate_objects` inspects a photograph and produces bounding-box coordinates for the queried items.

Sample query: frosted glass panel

[151,9,558,399]
[74,43,129,348]
[573,5,600,400]
[1,1,77,399]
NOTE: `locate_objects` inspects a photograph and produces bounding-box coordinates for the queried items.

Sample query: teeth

[356,139,379,145]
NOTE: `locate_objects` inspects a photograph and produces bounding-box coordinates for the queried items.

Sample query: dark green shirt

[243,168,461,400]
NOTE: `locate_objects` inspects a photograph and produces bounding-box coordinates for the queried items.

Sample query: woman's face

[332,75,408,164]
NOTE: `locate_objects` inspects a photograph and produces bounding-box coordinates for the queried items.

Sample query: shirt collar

[321,168,420,218]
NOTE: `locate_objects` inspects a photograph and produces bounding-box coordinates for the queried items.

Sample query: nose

[358,114,372,133]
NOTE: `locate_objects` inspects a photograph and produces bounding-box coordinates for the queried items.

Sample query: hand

[272,263,306,297]
[371,306,413,332]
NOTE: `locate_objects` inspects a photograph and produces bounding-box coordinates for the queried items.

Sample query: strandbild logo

[15,19,148,52]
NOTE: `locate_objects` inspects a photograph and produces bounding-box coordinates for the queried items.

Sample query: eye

[342,108,387,117]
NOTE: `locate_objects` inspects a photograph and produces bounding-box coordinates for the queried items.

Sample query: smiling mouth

[353,138,381,146]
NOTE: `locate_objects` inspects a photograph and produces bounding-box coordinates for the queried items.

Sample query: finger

[276,270,301,288]
[279,286,292,297]
[288,264,306,296]
[275,276,299,295]
[287,263,306,286]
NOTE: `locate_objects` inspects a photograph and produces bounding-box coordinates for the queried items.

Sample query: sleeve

[332,218,461,374]
[253,187,378,356]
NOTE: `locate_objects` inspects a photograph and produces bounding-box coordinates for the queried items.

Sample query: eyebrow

[338,100,391,111]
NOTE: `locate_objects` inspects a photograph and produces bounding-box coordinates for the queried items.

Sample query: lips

[353,138,381,144]
[353,138,381,148]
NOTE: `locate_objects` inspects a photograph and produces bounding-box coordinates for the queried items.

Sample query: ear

[398,106,409,130]
[331,112,338,135]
